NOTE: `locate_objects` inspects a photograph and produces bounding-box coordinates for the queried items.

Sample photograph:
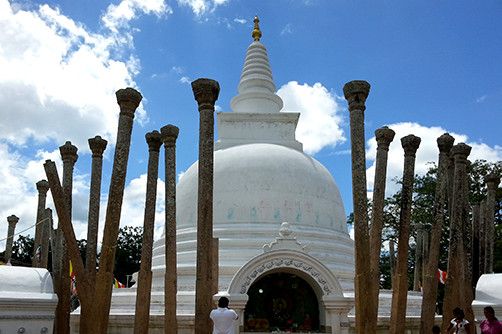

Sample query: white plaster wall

[0,266,57,334]
[147,143,354,315]
[173,143,346,231]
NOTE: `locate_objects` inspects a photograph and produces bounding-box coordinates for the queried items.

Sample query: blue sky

[1,0,501,248]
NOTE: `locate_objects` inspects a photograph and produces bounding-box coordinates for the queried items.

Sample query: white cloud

[102,0,172,33]
[176,0,229,16]
[171,66,184,74]
[365,122,502,197]
[0,0,168,249]
[280,23,293,36]
[476,94,488,103]
[0,0,158,150]
[233,18,246,24]
[180,76,191,84]
[277,81,345,154]
[117,174,166,241]
[0,145,91,249]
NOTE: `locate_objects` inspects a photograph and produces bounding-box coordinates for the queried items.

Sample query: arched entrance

[226,248,354,333]
[244,272,320,332]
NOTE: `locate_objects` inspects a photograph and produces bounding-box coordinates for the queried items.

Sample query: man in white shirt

[210,297,239,334]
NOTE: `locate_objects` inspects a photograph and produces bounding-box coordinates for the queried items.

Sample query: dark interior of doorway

[244,272,320,332]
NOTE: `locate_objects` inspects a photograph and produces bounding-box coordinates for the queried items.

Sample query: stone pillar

[86,135,107,280]
[133,130,162,334]
[419,133,454,334]
[471,203,480,286]
[192,78,220,334]
[161,125,179,334]
[95,87,142,334]
[389,239,396,286]
[463,162,473,290]
[54,141,78,334]
[33,179,49,267]
[422,225,429,280]
[212,237,219,295]
[484,173,500,273]
[368,126,395,325]
[479,199,486,275]
[5,215,19,263]
[40,208,52,269]
[389,134,421,334]
[343,80,372,334]
[447,154,455,217]
[413,223,424,291]
[43,159,93,334]
[442,143,472,330]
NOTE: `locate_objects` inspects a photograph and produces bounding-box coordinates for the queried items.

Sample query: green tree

[11,234,34,266]
[349,159,502,289]
[113,226,143,287]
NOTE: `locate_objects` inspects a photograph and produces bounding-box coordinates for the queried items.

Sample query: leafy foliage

[348,159,502,290]
[113,226,143,287]
[11,234,34,266]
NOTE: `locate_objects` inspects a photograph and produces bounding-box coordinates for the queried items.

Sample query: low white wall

[0,266,58,334]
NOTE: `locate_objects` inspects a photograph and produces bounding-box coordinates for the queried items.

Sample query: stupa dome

[177,143,347,232]
[150,17,354,300]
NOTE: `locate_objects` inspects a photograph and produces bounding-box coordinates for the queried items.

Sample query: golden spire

[252,16,262,41]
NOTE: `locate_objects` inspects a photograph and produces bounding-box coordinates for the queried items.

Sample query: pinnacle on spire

[252,16,262,41]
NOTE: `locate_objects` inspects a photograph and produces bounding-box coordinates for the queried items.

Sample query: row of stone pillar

[475,173,500,276]
[1,77,220,333]
[132,77,221,334]
[132,125,180,334]
[343,80,422,334]
[343,79,500,334]
[41,87,143,334]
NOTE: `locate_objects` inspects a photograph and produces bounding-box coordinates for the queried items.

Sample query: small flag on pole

[436,268,447,284]
[69,261,77,295]
[114,278,126,288]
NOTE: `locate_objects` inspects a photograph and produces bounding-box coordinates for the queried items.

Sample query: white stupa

[87,17,356,333]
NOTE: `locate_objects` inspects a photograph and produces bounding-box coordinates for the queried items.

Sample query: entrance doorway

[244,272,320,332]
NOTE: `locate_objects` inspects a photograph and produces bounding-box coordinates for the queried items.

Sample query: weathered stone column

[95,87,142,334]
[44,159,93,334]
[192,78,219,334]
[471,203,480,286]
[161,124,179,334]
[33,179,49,267]
[40,208,52,268]
[212,237,219,295]
[86,135,107,280]
[419,133,454,334]
[5,215,19,263]
[484,173,500,273]
[343,80,372,334]
[389,134,421,334]
[413,223,424,291]
[463,161,473,288]
[389,239,396,286]
[422,225,429,279]
[134,131,162,334]
[368,126,395,326]
[479,199,486,275]
[55,141,78,334]
[442,143,473,330]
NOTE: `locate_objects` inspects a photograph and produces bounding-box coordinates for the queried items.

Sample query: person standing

[210,297,239,334]
[447,307,471,334]
[480,306,502,334]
